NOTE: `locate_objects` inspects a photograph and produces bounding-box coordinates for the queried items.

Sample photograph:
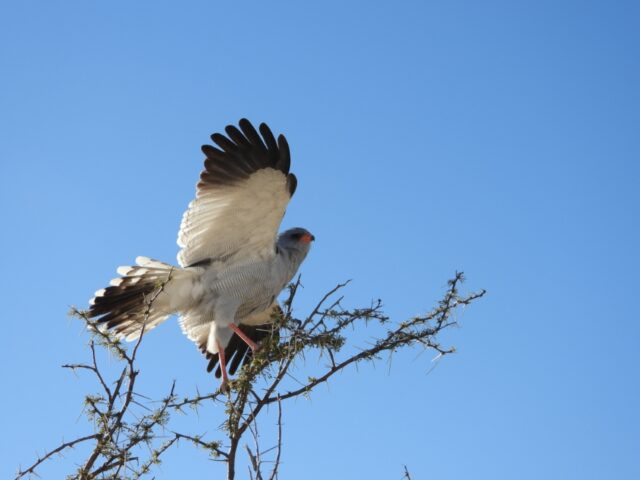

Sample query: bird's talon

[219,379,230,393]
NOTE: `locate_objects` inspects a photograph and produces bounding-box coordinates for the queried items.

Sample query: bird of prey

[88,119,314,388]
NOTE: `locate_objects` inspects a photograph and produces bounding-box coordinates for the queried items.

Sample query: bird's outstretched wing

[177,119,297,267]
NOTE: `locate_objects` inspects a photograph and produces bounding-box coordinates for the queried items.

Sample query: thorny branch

[403,465,413,480]
[16,272,485,479]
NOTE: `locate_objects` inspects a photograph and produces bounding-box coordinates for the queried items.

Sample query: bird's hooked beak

[301,233,315,244]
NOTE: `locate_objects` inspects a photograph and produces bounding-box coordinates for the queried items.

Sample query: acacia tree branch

[403,465,412,480]
[15,434,100,479]
[268,395,283,480]
[18,271,484,480]
[172,432,228,459]
[210,272,485,479]
[76,322,146,477]
[17,269,179,480]
[264,274,484,404]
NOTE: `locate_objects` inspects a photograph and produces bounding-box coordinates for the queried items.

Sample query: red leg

[229,324,259,351]
[216,339,229,390]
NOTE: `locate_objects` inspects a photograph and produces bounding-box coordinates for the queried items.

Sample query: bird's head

[278,227,315,254]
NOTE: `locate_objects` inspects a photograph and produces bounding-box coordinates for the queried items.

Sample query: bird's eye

[291,233,302,240]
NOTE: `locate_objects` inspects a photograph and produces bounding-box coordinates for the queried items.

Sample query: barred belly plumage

[204,259,282,321]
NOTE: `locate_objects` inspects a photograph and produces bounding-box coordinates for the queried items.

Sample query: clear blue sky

[1,1,638,478]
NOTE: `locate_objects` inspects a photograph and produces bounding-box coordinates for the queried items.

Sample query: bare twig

[403,464,412,480]
[268,395,283,480]
[15,434,99,479]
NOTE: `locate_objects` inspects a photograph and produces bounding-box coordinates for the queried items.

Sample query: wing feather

[177,119,296,267]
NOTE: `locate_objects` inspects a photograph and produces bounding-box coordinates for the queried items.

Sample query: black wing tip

[258,121,274,138]
[213,119,284,149]
[200,119,295,191]
[238,117,252,129]
[201,144,222,157]
[287,174,297,196]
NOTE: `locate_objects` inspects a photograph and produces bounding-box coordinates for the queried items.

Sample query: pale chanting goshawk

[88,119,314,387]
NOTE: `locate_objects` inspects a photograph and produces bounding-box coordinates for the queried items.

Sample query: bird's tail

[88,256,183,341]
